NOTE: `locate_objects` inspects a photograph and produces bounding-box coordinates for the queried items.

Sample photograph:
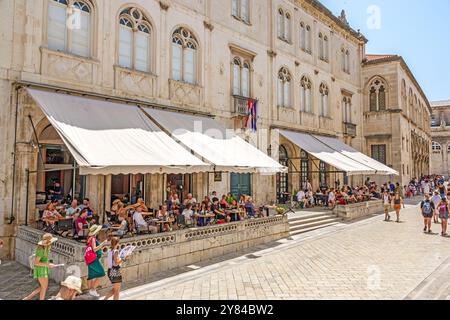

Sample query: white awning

[312,135,399,176]
[27,89,210,175]
[278,130,376,176]
[142,108,286,174]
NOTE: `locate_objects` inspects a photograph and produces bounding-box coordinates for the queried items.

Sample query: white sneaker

[89,290,100,297]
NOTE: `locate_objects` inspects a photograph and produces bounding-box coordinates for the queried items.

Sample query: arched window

[232,57,251,97]
[118,7,152,72]
[47,0,92,57]
[318,33,324,60]
[318,33,328,61]
[300,76,312,112]
[319,83,329,117]
[343,96,352,123]
[232,0,249,23]
[300,23,312,53]
[172,27,198,84]
[277,145,289,202]
[432,141,442,152]
[341,48,350,73]
[369,78,387,111]
[277,67,291,108]
[277,8,291,42]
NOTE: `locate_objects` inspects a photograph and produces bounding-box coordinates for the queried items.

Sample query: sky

[319,0,450,102]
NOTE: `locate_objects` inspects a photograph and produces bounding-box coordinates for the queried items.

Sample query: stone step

[288,212,334,223]
[288,214,337,227]
[289,221,342,236]
[289,217,342,233]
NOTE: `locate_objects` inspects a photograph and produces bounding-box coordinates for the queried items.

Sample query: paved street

[121,198,450,300]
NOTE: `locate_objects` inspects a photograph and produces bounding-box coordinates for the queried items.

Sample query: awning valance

[312,134,399,176]
[142,107,286,174]
[278,130,377,176]
[27,89,210,175]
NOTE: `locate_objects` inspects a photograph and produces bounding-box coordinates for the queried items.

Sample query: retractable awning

[278,130,376,176]
[312,135,398,176]
[142,108,286,174]
[27,89,210,175]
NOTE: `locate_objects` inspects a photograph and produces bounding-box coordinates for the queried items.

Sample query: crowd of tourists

[24,226,132,300]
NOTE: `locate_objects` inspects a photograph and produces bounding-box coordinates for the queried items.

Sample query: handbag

[84,238,97,265]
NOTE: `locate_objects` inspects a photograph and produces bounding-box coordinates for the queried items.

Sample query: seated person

[244,197,256,218]
[183,193,197,206]
[74,209,89,239]
[111,199,124,221]
[110,216,128,237]
[219,195,229,209]
[181,203,194,226]
[133,206,157,234]
[202,196,211,207]
[225,192,236,206]
[134,198,149,212]
[42,202,63,233]
[327,188,336,209]
[211,197,229,223]
[157,205,171,232]
[296,190,306,202]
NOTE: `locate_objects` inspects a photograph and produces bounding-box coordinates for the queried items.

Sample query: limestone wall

[15,215,289,289]
[333,200,383,221]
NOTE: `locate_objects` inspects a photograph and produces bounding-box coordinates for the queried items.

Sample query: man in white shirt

[183,193,197,206]
[182,203,194,226]
[133,207,157,234]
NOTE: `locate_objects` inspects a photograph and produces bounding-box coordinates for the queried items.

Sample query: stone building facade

[0,0,428,259]
[430,100,450,176]
[361,55,431,186]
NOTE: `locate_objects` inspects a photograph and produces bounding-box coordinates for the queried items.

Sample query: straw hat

[88,224,103,237]
[61,275,82,293]
[38,233,58,246]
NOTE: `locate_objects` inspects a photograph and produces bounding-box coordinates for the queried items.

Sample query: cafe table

[195,213,215,226]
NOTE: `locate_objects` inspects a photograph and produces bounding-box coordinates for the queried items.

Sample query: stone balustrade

[15,215,289,289]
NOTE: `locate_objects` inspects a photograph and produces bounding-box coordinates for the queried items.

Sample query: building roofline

[301,0,368,44]
[363,55,432,113]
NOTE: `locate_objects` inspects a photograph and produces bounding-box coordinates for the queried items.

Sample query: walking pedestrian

[437,197,450,237]
[431,191,441,223]
[420,193,435,233]
[86,225,108,297]
[23,233,58,300]
[392,192,405,223]
[382,190,392,221]
[103,237,127,300]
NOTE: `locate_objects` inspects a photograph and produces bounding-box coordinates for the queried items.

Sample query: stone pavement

[0,260,59,300]
[121,197,450,300]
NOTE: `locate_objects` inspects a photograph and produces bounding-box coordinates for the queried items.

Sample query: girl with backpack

[437,197,450,237]
[420,194,435,233]
[85,225,108,297]
[23,233,58,300]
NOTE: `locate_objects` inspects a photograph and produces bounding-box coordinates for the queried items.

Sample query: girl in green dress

[23,233,58,300]
[86,225,108,297]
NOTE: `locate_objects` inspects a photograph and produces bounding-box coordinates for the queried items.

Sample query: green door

[230,173,252,199]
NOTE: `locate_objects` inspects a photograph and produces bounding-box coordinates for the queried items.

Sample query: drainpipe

[9,84,21,224]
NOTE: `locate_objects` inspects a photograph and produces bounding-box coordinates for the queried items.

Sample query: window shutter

[171,43,182,81]
[183,47,196,84]
[241,66,250,97]
[47,2,67,51]
[232,0,238,17]
[233,63,241,96]
[277,79,283,107]
[300,26,306,50]
[241,0,249,22]
[319,37,323,59]
[119,25,133,69]
[306,88,311,112]
[135,31,150,72]
[300,87,305,112]
[71,11,90,57]
[277,13,283,38]
[284,17,290,41]
[306,28,311,51]
[283,81,290,107]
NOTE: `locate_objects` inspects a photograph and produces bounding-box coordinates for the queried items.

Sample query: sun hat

[61,275,82,293]
[38,233,58,246]
[88,224,103,237]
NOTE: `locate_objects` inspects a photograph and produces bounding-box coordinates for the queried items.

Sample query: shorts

[383,205,390,212]
[394,204,402,211]
[439,212,449,220]
[108,266,123,284]
[422,213,433,218]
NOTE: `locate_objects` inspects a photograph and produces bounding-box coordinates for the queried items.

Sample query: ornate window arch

[47,0,94,57]
[300,76,313,113]
[300,22,312,53]
[277,8,291,42]
[341,47,350,73]
[171,26,199,84]
[277,67,292,108]
[369,77,387,111]
[319,83,329,117]
[232,57,251,97]
[118,7,152,72]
